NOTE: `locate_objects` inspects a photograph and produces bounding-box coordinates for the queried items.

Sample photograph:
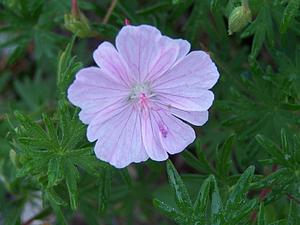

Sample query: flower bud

[228,5,252,35]
[124,18,130,26]
[64,11,94,38]
[64,0,95,38]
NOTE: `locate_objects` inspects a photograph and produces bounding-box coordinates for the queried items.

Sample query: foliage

[0,0,299,224]
[154,161,257,225]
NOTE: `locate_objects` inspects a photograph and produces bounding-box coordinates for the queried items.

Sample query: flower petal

[93,42,133,86]
[155,86,215,111]
[174,39,190,63]
[151,110,195,155]
[141,109,168,161]
[67,67,128,123]
[78,110,94,124]
[116,25,179,82]
[86,100,128,142]
[94,107,148,168]
[170,108,209,126]
[153,51,219,90]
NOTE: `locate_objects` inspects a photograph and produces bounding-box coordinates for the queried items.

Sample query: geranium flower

[67,25,219,168]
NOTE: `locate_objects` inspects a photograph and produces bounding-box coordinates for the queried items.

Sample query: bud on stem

[124,18,130,26]
[64,0,96,38]
[228,0,252,35]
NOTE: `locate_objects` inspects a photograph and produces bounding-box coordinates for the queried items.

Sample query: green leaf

[193,175,212,221]
[256,134,287,166]
[227,166,255,205]
[42,114,58,147]
[230,199,257,224]
[98,167,112,214]
[210,0,221,13]
[57,103,85,150]
[280,129,289,153]
[211,176,222,225]
[181,150,212,174]
[64,159,79,210]
[280,103,300,111]
[153,199,185,224]
[280,0,300,33]
[45,188,67,206]
[57,35,82,100]
[250,168,291,189]
[3,199,24,225]
[119,168,132,187]
[216,135,235,178]
[48,199,68,225]
[47,157,62,187]
[194,140,214,173]
[249,24,265,60]
[258,203,266,225]
[166,160,192,212]
[14,111,47,141]
[70,148,103,175]
[241,5,273,60]
[287,201,299,225]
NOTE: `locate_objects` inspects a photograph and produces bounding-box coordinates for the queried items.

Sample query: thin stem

[286,193,300,205]
[102,0,118,24]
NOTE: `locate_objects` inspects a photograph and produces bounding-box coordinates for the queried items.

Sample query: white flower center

[128,82,154,109]
[129,82,151,99]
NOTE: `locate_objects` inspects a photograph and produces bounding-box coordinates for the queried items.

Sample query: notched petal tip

[170,109,209,127]
[92,41,117,66]
[116,24,162,38]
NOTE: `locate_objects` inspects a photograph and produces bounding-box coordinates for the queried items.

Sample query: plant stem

[286,193,300,205]
[102,0,118,24]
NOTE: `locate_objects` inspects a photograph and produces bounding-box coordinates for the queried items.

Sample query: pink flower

[67,25,219,168]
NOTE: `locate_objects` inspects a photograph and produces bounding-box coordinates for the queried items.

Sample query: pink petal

[143,36,180,81]
[93,42,133,86]
[152,51,219,90]
[93,107,148,168]
[151,110,196,154]
[116,25,179,82]
[86,100,128,142]
[170,108,209,126]
[154,86,214,111]
[67,67,128,123]
[141,109,168,161]
[78,110,94,124]
[174,39,190,63]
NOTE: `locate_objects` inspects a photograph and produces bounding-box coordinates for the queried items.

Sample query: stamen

[129,83,151,100]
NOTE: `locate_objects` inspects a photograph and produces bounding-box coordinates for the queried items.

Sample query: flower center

[128,82,153,109]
